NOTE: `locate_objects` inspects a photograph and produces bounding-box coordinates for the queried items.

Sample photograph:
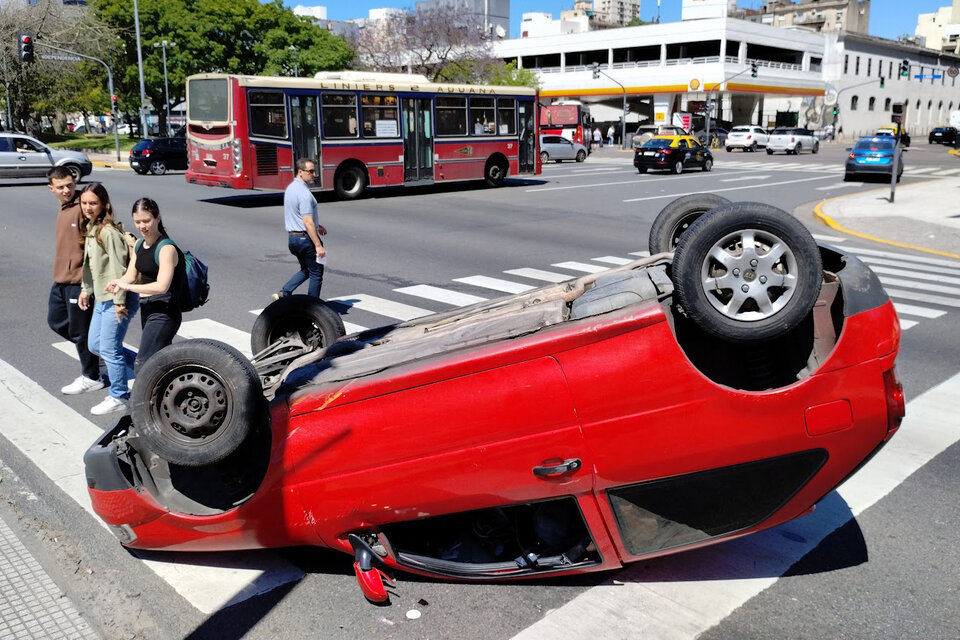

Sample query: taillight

[790,136,796,142]
[747,135,752,140]
[882,367,905,437]
[142,148,152,157]
[232,138,242,175]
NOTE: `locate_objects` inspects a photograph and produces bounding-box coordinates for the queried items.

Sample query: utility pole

[133,0,150,137]
[591,62,628,149]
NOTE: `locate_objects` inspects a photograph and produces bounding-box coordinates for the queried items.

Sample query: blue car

[844,136,903,182]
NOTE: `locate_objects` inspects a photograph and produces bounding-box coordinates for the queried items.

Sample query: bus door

[517,99,536,174]
[401,97,433,184]
[290,94,320,187]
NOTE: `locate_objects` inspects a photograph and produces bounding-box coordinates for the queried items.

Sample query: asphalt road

[0,142,958,640]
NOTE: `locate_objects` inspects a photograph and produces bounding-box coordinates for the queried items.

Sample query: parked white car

[766,127,819,155]
[725,125,769,152]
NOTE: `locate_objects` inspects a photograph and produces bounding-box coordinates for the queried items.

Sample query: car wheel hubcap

[157,367,227,439]
[699,228,798,321]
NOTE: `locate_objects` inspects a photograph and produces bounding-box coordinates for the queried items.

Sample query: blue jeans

[88,296,139,399]
[282,233,324,297]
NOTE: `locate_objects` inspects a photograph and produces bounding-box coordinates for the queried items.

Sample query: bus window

[189,78,229,123]
[470,97,496,135]
[436,97,467,136]
[360,94,400,138]
[249,91,287,138]
[321,93,358,138]
[497,98,516,135]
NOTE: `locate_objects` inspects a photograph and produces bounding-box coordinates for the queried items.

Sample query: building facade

[593,0,641,27]
[915,1,960,54]
[415,0,510,38]
[756,0,870,35]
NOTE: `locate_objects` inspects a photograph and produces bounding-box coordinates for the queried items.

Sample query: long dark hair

[78,182,116,248]
[131,197,168,238]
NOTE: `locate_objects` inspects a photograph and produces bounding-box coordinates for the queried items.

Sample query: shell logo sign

[689,78,701,91]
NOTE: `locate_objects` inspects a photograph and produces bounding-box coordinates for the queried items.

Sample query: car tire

[335,165,367,199]
[750,142,757,152]
[149,160,167,175]
[812,141,819,154]
[725,146,732,152]
[637,167,648,174]
[576,150,587,162]
[843,172,853,182]
[766,149,774,155]
[251,295,345,356]
[793,144,801,155]
[63,163,83,182]
[540,151,549,164]
[672,160,684,175]
[702,158,713,172]
[133,167,149,175]
[131,339,263,467]
[648,193,731,254]
[485,158,508,187]
[672,201,823,343]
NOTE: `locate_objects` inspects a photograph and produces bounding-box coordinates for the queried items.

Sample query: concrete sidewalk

[87,151,128,169]
[802,178,960,259]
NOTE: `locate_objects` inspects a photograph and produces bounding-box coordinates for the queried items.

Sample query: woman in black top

[106,198,181,374]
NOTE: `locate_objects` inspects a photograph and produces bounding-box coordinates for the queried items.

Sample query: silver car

[539,134,588,163]
[0,133,93,181]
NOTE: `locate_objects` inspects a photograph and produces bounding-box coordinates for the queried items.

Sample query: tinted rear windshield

[132,141,151,152]
[643,139,672,148]
[772,128,798,134]
[853,139,895,151]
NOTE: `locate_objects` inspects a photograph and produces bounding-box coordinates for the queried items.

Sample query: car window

[643,139,672,148]
[677,139,688,148]
[0,137,12,152]
[853,139,895,151]
[772,128,790,134]
[689,139,703,149]
[14,137,43,153]
[731,126,750,133]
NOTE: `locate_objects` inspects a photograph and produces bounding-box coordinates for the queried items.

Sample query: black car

[928,126,958,145]
[129,137,188,175]
[634,135,714,174]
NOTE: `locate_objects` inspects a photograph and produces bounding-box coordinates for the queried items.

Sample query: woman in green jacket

[77,183,139,415]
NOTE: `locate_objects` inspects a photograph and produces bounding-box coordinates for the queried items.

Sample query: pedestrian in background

[274,158,326,300]
[106,198,182,374]
[607,124,615,146]
[46,166,106,395]
[592,127,602,150]
[77,183,139,415]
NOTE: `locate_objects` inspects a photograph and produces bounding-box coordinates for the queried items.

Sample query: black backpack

[135,238,209,312]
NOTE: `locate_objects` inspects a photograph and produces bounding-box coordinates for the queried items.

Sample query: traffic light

[18,33,34,63]
[750,62,758,78]
[879,76,885,88]
[111,95,118,111]
[832,105,839,117]
[899,59,909,77]
[591,62,600,80]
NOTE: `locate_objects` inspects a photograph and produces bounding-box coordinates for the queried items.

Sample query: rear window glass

[854,139,895,151]
[643,139,672,148]
[731,126,751,132]
[132,141,151,152]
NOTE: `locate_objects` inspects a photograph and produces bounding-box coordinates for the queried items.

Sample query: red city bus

[539,102,591,147]
[184,72,540,199]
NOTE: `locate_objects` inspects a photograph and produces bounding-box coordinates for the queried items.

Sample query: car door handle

[533,458,582,477]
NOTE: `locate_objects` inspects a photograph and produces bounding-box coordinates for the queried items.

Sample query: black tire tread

[648,193,730,254]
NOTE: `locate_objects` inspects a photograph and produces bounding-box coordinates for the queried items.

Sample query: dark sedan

[634,135,713,174]
[129,136,188,175]
[928,127,958,145]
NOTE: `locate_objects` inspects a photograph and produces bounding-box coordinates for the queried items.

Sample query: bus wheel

[485,158,507,187]
[335,165,367,199]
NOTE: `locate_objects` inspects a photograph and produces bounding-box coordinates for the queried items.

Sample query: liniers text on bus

[185,71,541,199]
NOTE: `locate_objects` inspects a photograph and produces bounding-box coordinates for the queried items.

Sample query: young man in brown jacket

[47,166,105,394]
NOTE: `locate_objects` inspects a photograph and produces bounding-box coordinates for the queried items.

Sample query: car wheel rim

[154,365,228,442]
[271,316,325,350]
[541,152,548,163]
[489,165,503,181]
[699,228,799,322]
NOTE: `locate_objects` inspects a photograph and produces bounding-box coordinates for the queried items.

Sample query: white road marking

[847,246,960,269]
[860,255,960,278]
[816,183,861,190]
[899,318,919,330]
[629,251,652,258]
[394,284,487,307]
[903,167,937,174]
[931,168,960,176]
[328,293,432,321]
[0,357,304,615]
[869,265,960,286]
[511,372,960,640]
[883,288,960,308]
[720,175,771,182]
[592,256,635,265]
[178,318,253,358]
[504,268,575,283]
[878,276,960,297]
[623,175,836,202]
[453,275,535,294]
[811,234,848,243]
[551,261,610,274]
[893,302,947,319]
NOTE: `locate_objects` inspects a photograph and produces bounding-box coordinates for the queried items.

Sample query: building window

[888,60,893,78]
[850,95,859,111]
[868,97,876,111]
[855,56,860,75]
[844,54,849,74]
[884,98,891,111]
[867,59,871,76]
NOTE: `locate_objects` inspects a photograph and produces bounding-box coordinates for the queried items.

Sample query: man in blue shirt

[275,158,327,299]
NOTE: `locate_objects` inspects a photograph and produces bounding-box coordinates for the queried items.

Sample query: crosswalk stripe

[859,255,960,276]
[511,372,960,640]
[812,233,848,243]
[453,275,535,294]
[0,357,304,615]
[879,276,960,296]
[178,319,253,358]
[394,284,487,307]
[248,309,368,335]
[505,268,577,283]
[894,302,946,319]
[931,168,960,176]
[328,293,432,321]
[848,246,960,269]
[592,256,634,265]
[884,288,960,308]
[551,261,610,274]
[904,166,936,174]
[869,265,960,286]
[899,318,919,330]
[628,250,652,257]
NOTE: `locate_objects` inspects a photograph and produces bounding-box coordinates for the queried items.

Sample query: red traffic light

[21,35,31,44]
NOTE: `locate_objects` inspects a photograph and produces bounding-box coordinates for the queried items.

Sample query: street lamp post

[132,0,149,137]
[591,62,628,149]
[289,45,298,77]
[154,40,176,135]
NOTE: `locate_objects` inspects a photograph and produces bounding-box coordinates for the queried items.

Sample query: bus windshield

[188,78,229,122]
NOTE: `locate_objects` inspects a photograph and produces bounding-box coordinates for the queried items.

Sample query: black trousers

[47,282,102,381]
[135,296,182,376]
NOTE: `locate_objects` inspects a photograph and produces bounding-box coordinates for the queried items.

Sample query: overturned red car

[84,197,904,603]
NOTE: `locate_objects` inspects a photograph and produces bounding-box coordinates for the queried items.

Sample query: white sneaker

[90,395,129,416]
[61,376,105,395]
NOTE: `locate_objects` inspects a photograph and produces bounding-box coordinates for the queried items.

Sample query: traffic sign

[949,66,959,78]
[914,74,943,79]
[38,53,82,62]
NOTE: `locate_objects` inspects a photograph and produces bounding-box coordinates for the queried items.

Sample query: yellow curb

[949,148,960,157]
[812,194,960,260]
[91,161,129,169]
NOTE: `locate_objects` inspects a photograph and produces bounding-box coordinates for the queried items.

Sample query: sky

[289,0,951,41]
